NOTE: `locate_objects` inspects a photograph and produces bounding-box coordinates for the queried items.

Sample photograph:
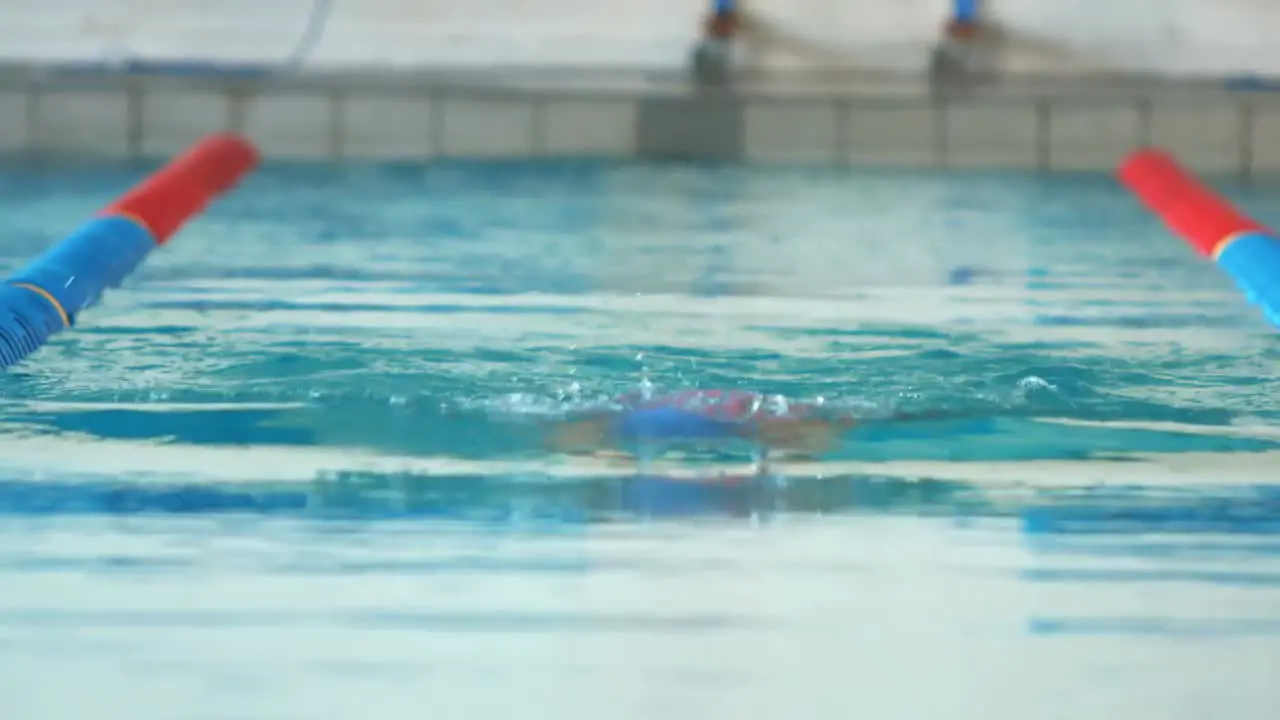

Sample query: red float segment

[1116,147,1269,256]
[100,134,260,245]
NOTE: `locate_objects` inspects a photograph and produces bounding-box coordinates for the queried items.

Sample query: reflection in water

[1,471,1277,526]
[1,504,1278,720]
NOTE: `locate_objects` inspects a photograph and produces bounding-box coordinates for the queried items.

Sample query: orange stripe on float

[1211,231,1252,261]
[9,282,70,327]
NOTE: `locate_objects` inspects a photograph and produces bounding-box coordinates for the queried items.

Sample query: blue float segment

[6,215,155,325]
[0,215,157,369]
[0,284,70,368]
[953,0,979,23]
[713,0,735,13]
[1214,231,1280,328]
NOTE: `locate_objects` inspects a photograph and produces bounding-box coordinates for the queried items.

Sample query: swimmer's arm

[748,417,854,454]
[542,415,614,454]
[750,408,981,453]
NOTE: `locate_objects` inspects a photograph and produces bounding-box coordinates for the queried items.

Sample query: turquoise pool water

[0,161,1277,718]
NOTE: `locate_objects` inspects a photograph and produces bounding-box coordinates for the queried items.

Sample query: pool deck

[0,61,1278,174]
[0,60,1258,99]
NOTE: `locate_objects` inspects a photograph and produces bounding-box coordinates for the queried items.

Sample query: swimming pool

[0,160,1278,718]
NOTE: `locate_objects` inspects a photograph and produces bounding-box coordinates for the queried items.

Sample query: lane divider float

[1118,147,1280,328]
[0,134,259,368]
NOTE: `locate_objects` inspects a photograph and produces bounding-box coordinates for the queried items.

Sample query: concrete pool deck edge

[2,64,1280,176]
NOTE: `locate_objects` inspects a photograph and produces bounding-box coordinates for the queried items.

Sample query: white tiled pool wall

[2,78,1280,175]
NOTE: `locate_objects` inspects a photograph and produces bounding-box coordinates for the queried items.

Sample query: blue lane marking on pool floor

[1029,617,1280,637]
[1020,567,1280,587]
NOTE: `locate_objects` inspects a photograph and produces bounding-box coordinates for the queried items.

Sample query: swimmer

[543,390,854,457]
